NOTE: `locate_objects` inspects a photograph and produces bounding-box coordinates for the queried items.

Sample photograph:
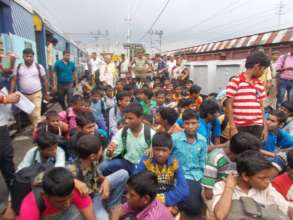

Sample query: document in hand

[15,91,35,114]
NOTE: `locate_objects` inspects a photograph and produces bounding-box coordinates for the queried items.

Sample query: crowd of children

[2,51,293,220]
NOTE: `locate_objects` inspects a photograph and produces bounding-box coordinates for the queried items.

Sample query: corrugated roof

[163,27,293,55]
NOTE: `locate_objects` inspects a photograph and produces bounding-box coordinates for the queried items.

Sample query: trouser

[202,191,216,220]
[25,91,42,128]
[178,180,203,215]
[277,79,293,108]
[58,83,74,110]
[0,125,15,191]
[266,79,277,109]
[93,169,129,219]
[237,125,263,139]
[100,158,135,176]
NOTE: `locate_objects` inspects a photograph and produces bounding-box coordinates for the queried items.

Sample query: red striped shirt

[226,73,266,126]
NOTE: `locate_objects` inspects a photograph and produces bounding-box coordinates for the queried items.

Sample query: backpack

[120,125,152,156]
[10,149,51,215]
[16,63,48,114]
[226,197,289,220]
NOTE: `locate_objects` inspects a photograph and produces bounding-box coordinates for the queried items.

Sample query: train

[0,0,87,76]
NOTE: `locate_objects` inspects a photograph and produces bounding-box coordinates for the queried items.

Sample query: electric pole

[277,1,285,29]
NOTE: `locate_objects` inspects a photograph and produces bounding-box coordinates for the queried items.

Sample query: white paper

[15,91,35,114]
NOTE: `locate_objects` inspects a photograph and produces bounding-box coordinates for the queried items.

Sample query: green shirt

[139,100,156,115]
[106,125,155,164]
[201,148,235,188]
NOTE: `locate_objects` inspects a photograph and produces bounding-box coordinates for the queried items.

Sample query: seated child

[156,107,182,134]
[272,149,293,202]
[201,132,261,219]
[111,171,173,220]
[33,110,69,140]
[102,103,155,176]
[218,99,231,143]
[69,111,108,162]
[59,94,87,133]
[213,150,293,220]
[68,134,129,219]
[281,101,293,136]
[189,84,203,111]
[90,87,107,129]
[164,89,177,108]
[17,132,66,171]
[139,89,156,116]
[18,167,96,220]
[104,85,116,110]
[135,132,188,210]
[264,110,293,152]
[154,89,166,110]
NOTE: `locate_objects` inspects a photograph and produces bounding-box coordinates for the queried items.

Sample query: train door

[216,64,241,92]
[190,65,208,94]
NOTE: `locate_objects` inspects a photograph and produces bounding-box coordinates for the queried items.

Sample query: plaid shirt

[67,160,103,194]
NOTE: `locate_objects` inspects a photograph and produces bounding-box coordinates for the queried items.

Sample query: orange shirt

[191,95,203,110]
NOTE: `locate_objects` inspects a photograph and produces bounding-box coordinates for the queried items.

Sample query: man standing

[118,54,129,78]
[52,50,78,110]
[276,43,293,108]
[88,52,104,85]
[129,50,150,80]
[99,54,117,87]
[0,92,19,192]
[10,48,49,128]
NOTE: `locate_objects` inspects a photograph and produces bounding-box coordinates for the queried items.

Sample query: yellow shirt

[259,67,272,85]
[218,114,231,140]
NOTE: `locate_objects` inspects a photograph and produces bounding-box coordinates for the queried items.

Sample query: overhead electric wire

[138,0,171,42]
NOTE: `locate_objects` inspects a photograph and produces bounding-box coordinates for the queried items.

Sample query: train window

[24,41,32,49]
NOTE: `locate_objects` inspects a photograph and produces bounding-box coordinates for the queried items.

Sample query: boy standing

[226,51,270,138]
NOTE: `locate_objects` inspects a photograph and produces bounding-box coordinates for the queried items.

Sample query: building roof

[164,27,293,55]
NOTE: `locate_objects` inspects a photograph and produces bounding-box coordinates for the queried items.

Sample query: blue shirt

[171,131,208,181]
[91,101,107,131]
[198,118,221,145]
[263,128,293,152]
[54,60,76,84]
[135,155,188,206]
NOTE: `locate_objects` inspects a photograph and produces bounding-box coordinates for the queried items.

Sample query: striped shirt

[201,148,235,189]
[226,72,266,126]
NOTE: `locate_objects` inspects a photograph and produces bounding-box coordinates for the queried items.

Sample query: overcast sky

[27,0,293,53]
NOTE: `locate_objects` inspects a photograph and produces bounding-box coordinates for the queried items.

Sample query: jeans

[58,83,74,110]
[93,169,129,219]
[178,180,202,215]
[0,125,15,191]
[277,79,293,108]
[100,158,135,176]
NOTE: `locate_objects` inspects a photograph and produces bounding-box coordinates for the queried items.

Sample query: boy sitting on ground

[272,149,293,202]
[18,167,96,220]
[213,150,293,220]
[280,101,293,136]
[33,110,69,140]
[111,171,173,220]
[201,132,261,219]
[263,110,293,152]
[59,94,87,133]
[135,132,188,215]
[17,132,66,171]
[68,134,129,219]
[102,103,155,176]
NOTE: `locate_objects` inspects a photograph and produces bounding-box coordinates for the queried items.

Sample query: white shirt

[167,60,176,74]
[120,60,129,73]
[212,181,290,215]
[99,62,117,87]
[89,58,104,75]
[13,63,46,94]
